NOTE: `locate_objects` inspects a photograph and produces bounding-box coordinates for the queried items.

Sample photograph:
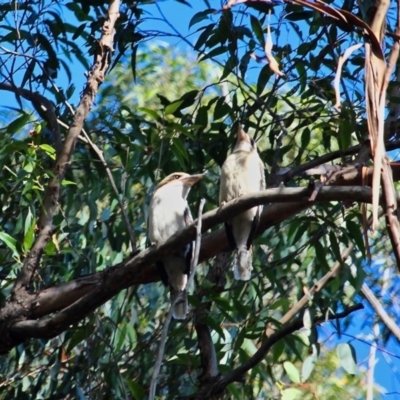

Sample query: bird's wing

[245,157,264,249]
[224,221,237,250]
[156,260,169,286]
[246,208,260,250]
[183,206,193,275]
[146,216,154,247]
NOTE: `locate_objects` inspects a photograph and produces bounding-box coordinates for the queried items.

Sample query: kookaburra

[148,172,203,319]
[219,125,265,281]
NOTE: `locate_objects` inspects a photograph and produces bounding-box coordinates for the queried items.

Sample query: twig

[277,139,400,184]
[189,304,363,399]
[148,307,174,400]
[266,242,354,335]
[0,83,62,152]
[79,130,137,251]
[148,199,205,400]
[188,198,206,290]
[219,304,364,389]
[362,282,400,342]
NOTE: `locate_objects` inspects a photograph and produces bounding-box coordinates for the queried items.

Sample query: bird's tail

[170,289,188,320]
[233,247,253,281]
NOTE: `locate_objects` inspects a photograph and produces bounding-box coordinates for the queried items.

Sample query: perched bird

[219,125,265,281]
[148,172,203,319]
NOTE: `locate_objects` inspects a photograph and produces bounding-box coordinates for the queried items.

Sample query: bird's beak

[182,173,204,186]
[236,124,250,144]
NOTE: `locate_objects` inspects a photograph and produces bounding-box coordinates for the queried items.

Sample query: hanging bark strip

[333,43,363,110]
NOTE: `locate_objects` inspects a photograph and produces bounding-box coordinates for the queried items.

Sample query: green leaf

[281,388,303,400]
[66,327,89,353]
[257,64,271,95]
[329,231,342,264]
[301,354,316,382]
[250,15,264,45]
[138,107,161,121]
[199,46,227,62]
[126,380,145,400]
[194,23,214,50]
[39,144,56,160]
[61,180,77,186]
[23,209,35,252]
[337,343,357,375]
[114,323,127,353]
[272,339,285,363]
[283,361,301,383]
[346,219,365,256]
[301,128,311,149]
[0,232,18,255]
[6,113,31,135]
[165,100,184,115]
[314,240,330,271]
[72,22,87,40]
[189,9,215,29]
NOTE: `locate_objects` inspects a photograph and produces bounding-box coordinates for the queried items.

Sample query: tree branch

[185,304,363,399]
[0,185,373,351]
[3,160,400,352]
[362,282,400,342]
[11,0,121,295]
[149,199,205,400]
[0,83,62,152]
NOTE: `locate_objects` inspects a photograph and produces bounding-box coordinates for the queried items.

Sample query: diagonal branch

[0,83,62,152]
[0,185,377,351]
[4,160,400,353]
[186,304,363,399]
[217,241,355,390]
[362,282,400,342]
[11,0,121,295]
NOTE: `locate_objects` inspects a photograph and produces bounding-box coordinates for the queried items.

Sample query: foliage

[0,0,399,399]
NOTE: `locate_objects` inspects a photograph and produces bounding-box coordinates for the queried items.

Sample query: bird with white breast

[219,124,265,281]
[148,172,203,319]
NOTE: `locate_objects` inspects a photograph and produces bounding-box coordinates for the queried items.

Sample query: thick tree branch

[3,161,400,352]
[0,185,372,350]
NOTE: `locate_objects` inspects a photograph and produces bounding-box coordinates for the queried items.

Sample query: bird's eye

[173,174,180,180]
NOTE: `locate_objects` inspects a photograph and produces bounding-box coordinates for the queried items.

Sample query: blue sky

[1,0,400,396]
